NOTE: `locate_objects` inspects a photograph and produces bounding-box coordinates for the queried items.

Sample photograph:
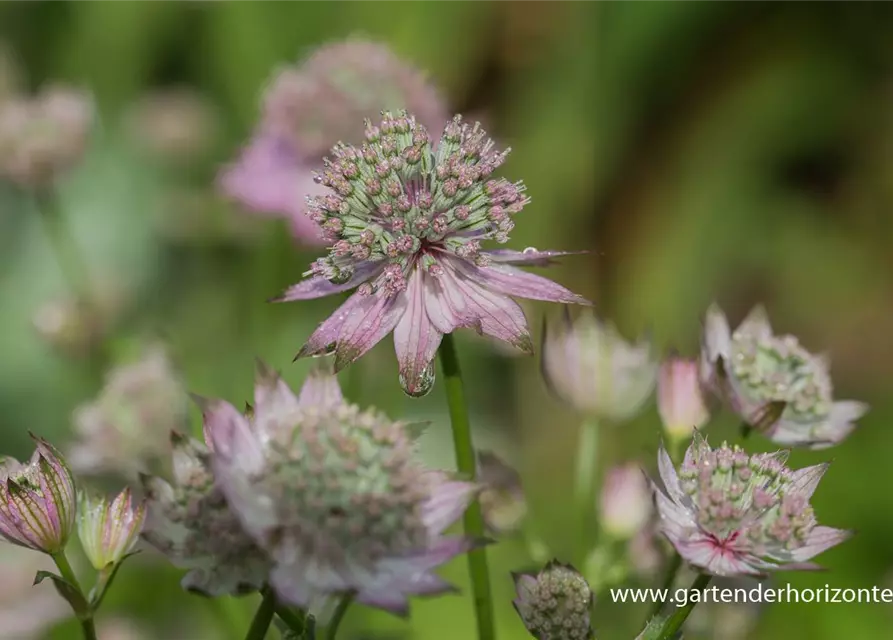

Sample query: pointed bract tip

[255,358,280,381]
[169,430,190,446]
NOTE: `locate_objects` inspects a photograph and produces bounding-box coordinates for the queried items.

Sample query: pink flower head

[701,304,868,449]
[0,84,93,188]
[218,134,329,245]
[512,560,594,640]
[599,463,652,540]
[651,434,851,577]
[0,436,76,554]
[205,362,481,616]
[68,344,190,480]
[274,110,589,397]
[140,431,271,597]
[219,38,448,247]
[657,356,710,441]
[77,487,146,571]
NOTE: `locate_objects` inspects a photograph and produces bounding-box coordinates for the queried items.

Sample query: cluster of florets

[256,400,433,566]
[140,433,270,596]
[0,84,93,187]
[512,561,594,640]
[304,110,529,292]
[678,442,815,550]
[729,330,832,422]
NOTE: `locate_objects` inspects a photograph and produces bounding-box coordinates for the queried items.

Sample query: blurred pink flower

[205,363,480,616]
[651,434,850,577]
[274,111,588,397]
[0,84,93,187]
[657,356,710,441]
[701,304,868,449]
[220,38,449,246]
[218,134,327,244]
[0,436,76,554]
[542,310,656,421]
[477,450,527,535]
[599,463,651,540]
[68,344,190,480]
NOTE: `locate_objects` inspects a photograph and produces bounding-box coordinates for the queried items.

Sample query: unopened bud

[512,561,594,640]
[77,487,146,570]
[658,357,710,441]
[599,463,651,539]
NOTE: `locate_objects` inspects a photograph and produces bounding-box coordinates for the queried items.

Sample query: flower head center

[730,331,832,420]
[680,443,816,551]
[260,403,430,566]
[304,110,530,294]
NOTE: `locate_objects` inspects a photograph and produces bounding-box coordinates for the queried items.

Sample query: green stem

[438,333,496,640]
[35,190,94,307]
[52,552,97,640]
[244,586,276,640]
[655,573,712,640]
[324,593,354,640]
[274,603,306,635]
[573,418,600,559]
[648,553,682,618]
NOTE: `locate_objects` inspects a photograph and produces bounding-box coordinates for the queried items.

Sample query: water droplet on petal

[399,362,436,398]
[523,247,538,254]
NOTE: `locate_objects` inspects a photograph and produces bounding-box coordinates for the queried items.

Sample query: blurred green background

[2,2,893,639]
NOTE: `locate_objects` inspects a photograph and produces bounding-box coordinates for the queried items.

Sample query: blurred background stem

[573,418,600,562]
[439,333,495,640]
[35,190,95,312]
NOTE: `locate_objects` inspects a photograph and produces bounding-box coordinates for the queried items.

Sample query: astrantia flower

[275,110,589,396]
[701,304,868,449]
[0,84,93,187]
[68,345,190,479]
[512,560,594,640]
[0,436,76,554]
[598,463,651,540]
[206,363,480,615]
[651,434,851,577]
[220,38,448,246]
[78,487,146,570]
[542,309,656,421]
[658,356,710,441]
[140,431,271,596]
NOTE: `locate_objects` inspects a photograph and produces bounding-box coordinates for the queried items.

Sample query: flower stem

[324,593,354,640]
[438,333,496,640]
[274,603,306,635]
[244,586,277,640]
[573,418,599,559]
[648,553,682,618]
[35,190,94,308]
[51,551,97,640]
[654,573,712,640]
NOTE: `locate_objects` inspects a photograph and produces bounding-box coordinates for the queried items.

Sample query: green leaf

[33,570,90,619]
